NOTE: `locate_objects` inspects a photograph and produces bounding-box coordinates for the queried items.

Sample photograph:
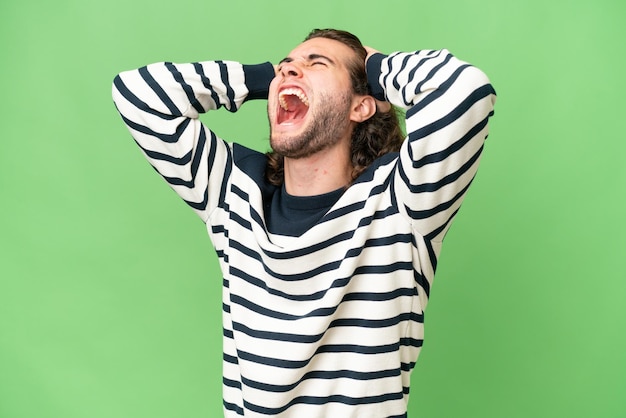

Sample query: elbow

[111,73,125,106]
[470,65,496,107]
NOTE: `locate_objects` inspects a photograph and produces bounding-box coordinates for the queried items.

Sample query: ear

[349,95,377,123]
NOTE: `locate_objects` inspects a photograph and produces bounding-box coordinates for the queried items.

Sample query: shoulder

[233,143,273,190]
[233,143,265,163]
[353,152,399,185]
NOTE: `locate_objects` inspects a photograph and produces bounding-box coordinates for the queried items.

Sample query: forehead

[286,37,357,66]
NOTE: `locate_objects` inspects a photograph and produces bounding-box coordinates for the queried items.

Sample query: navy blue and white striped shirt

[113,49,496,417]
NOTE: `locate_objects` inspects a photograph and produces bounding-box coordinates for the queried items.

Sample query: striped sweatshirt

[112,49,496,417]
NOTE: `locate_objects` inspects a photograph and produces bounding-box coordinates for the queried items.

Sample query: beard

[269,90,352,159]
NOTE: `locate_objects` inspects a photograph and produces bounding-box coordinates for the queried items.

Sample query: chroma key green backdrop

[1,0,624,417]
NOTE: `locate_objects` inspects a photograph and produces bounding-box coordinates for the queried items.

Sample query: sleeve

[112,60,275,223]
[366,49,496,242]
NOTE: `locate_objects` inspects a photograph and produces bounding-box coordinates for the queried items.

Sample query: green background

[1,0,624,417]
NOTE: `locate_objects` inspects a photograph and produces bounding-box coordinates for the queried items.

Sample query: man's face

[268,37,359,158]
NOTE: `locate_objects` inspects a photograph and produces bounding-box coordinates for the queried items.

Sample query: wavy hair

[266,28,404,186]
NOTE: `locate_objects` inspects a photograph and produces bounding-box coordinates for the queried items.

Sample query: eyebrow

[278,54,336,66]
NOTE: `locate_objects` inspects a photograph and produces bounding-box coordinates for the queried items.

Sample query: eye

[311,61,327,67]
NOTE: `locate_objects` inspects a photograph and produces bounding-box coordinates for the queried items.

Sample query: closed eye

[276,54,334,71]
[308,54,334,66]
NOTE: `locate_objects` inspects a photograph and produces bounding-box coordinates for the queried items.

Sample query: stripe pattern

[112,49,496,417]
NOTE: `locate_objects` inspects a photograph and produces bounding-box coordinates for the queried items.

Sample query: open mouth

[277,88,309,125]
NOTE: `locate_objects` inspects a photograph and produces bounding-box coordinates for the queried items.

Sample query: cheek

[268,77,278,92]
[267,84,279,116]
[314,77,352,99]
[268,79,280,101]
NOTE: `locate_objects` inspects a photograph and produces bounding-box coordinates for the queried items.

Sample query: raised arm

[112,60,275,222]
[366,49,496,242]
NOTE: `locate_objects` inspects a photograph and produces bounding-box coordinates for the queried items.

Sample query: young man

[113,29,496,418]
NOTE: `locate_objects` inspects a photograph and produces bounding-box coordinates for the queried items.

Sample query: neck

[283,141,352,196]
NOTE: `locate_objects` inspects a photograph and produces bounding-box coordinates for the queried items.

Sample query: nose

[279,61,303,78]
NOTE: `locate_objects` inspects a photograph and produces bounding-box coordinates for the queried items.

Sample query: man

[113,28,496,418]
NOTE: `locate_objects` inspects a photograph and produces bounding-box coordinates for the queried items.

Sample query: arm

[112,60,275,222]
[366,49,496,241]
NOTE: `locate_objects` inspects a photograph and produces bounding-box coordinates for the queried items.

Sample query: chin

[269,135,299,157]
[269,125,307,153]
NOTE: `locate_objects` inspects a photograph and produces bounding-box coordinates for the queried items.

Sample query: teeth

[278,88,309,110]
